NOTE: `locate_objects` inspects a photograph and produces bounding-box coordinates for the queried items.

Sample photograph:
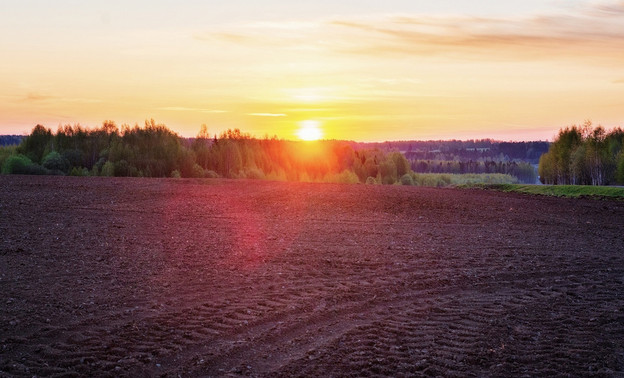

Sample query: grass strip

[458,184,624,199]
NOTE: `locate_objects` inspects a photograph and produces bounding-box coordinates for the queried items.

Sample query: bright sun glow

[296,120,323,141]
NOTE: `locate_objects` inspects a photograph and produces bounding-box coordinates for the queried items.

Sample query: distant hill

[0,135,23,146]
[349,140,550,164]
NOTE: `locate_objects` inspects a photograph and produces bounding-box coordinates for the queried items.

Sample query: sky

[1,0,623,141]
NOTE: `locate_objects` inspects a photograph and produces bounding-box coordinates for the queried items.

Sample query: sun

[296,120,323,141]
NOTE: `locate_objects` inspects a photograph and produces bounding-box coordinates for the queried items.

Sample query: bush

[205,170,219,179]
[69,167,89,176]
[379,159,397,185]
[1,154,47,175]
[101,161,115,177]
[365,176,377,185]
[400,174,414,186]
[410,173,517,187]
[2,154,31,174]
[191,163,205,178]
[412,173,451,187]
[114,160,130,176]
[62,149,84,168]
[244,167,265,180]
[324,170,360,184]
[616,152,624,184]
[170,169,181,178]
[0,146,17,169]
[42,151,69,173]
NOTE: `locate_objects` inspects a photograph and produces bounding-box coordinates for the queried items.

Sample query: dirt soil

[1,176,623,377]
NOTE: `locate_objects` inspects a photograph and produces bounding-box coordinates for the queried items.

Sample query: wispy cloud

[59,98,103,104]
[19,93,102,104]
[196,3,624,65]
[21,93,54,102]
[329,13,624,63]
[248,113,287,117]
[159,106,229,113]
[591,1,624,15]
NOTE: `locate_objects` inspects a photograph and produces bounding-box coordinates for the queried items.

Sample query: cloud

[613,78,624,84]
[591,1,624,15]
[159,107,228,113]
[19,93,102,104]
[22,93,54,102]
[59,98,103,104]
[329,12,624,63]
[248,113,287,117]
[195,4,624,65]
[194,20,320,49]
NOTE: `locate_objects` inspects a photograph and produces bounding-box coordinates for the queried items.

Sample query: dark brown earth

[1,175,623,377]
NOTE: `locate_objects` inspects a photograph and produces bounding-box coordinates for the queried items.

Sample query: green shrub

[101,161,115,177]
[412,173,450,187]
[0,146,17,169]
[62,149,84,168]
[400,174,414,186]
[379,159,397,185]
[170,169,181,178]
[191,163,205,178]
[2,154,31,174]
[1,154,47,175]
[69,167,89,176]
[410,173,517,187]
[616,152,624,184]
[365,176,377,185]
[42,151,69,173]
[114,160,129,176]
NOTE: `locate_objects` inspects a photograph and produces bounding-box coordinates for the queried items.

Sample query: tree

[18,125,53,163]
[379,157,397,185]
[538,151,557,184]
[539,122,624,185]
[42,151,70,173]
[1,154,46,175]
[616,151,624,184]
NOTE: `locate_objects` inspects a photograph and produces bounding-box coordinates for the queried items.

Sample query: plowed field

[1,176,623,377]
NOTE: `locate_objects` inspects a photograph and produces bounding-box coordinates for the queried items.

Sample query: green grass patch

[460,184,624,199]
[408,173,518,187]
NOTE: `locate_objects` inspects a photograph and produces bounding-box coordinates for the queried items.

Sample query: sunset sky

[1,0,624,141]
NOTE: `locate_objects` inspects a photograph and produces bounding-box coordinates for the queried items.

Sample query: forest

[0,135,22,146]
[357,140,548,163]
[538,122,624,185]
[1,120,540,185]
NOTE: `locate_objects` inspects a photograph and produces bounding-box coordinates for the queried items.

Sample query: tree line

[0,135,22,147]
[356,140,549,163]
[410,160,537,184]
[1,120,543,185]
[538,122,624,185]
[0,121,411,184]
